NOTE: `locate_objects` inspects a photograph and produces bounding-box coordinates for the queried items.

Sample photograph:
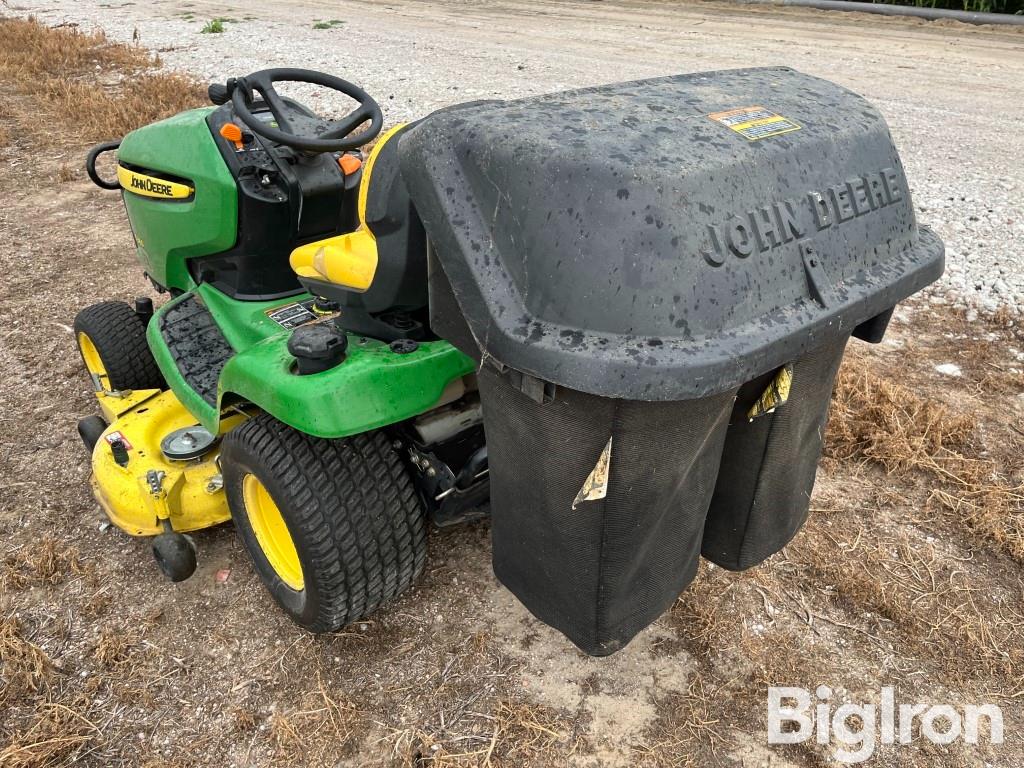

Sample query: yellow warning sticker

[708,106,801,141]
[747,363,794,420]
[572,437,612,510]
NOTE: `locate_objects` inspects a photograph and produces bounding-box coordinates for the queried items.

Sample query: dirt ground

[1,10,1023,768]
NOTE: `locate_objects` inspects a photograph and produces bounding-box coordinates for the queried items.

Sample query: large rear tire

[221,414,427,631]
[73,301,164,391]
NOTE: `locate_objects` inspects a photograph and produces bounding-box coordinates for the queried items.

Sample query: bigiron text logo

[767,686,1004,764]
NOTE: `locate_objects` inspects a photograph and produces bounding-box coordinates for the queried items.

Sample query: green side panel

[147,286,477,439]
[118,108,237,292]
[194,283,297,350]
[220,334,477,439]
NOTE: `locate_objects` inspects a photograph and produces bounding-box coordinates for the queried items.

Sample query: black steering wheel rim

[231,67,383,152]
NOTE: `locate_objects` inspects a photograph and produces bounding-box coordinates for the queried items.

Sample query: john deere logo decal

[699,167,904,267]
[117,166,193,200]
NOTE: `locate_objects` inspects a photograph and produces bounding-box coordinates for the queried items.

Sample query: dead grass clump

[0,16,206,141]
[88,609,166,672]
[827,364,974,472]
[268,675,360,763]
[0,694,99,767]
[666,566,742,659]
[402,698,578,767]
[0,16,142,79]
[638,677,725,768]
[785,521,1024,690]
[0,537,85,590]
[828,363,1024,561]
[0,616,53,704]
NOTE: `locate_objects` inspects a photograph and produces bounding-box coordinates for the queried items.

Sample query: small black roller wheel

[73,301,164,391]
[220,413,427,632]
[77,415,108,451]
[152,532,197,582]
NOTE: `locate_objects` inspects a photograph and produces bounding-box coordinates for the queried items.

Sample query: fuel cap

[161,426,218,461]
[288,323,348,375]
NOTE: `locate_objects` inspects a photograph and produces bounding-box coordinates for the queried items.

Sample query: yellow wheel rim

[77,332,108,385]
[242,474,304,591]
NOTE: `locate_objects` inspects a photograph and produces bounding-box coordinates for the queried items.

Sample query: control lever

[207,82,231,105]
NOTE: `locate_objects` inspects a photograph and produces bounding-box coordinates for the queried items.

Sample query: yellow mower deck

[91,388,245,536]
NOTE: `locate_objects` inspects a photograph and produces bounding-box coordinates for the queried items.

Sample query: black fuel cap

[288,323,348,375]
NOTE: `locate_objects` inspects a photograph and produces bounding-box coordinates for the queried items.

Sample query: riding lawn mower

[76,66,943,655]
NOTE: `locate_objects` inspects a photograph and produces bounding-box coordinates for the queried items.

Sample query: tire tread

[223,414,427,632]
[73,301,164,391]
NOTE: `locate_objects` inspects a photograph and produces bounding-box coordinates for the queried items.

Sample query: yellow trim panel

[77,332,108,387]
[290,232,378,292]
[117,165,194,199]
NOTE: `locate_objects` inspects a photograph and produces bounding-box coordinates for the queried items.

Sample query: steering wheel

[229,68,384,152]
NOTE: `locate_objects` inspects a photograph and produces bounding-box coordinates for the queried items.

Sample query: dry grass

[0,537,86,590]
[0,16,206,142]
[828,359,1024,561]
[0,98,9,147]
[393,698,577,767]
[0,694,99,768]
[379,634,585,767]
[267,674,361,763]
[0,616,53,704]
[637,677,725,768]
[785,521,1024,691]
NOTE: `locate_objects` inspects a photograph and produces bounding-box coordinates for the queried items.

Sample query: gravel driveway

[18,0,1024,316]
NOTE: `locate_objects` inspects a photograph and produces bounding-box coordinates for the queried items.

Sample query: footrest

[158,294,234,407]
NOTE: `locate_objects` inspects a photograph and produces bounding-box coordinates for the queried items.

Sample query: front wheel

[73,301,164,391]
[220,414,427,631]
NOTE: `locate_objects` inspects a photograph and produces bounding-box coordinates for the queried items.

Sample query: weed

[0,694,98,767]
[0,537,85,590]
[200,18,224,34]
[0,17,206,141]
[313,19,345,29]
[828,358,1024,561]
[0,616,53,704]
[268,673,359,762]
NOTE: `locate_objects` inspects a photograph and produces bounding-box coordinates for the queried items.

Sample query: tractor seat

[291,123,428,319]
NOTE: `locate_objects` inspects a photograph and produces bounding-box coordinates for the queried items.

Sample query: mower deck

[89,388,244,536]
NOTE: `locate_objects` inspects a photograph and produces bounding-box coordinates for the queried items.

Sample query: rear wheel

[73,301,164,391]
[221,414,427,631]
